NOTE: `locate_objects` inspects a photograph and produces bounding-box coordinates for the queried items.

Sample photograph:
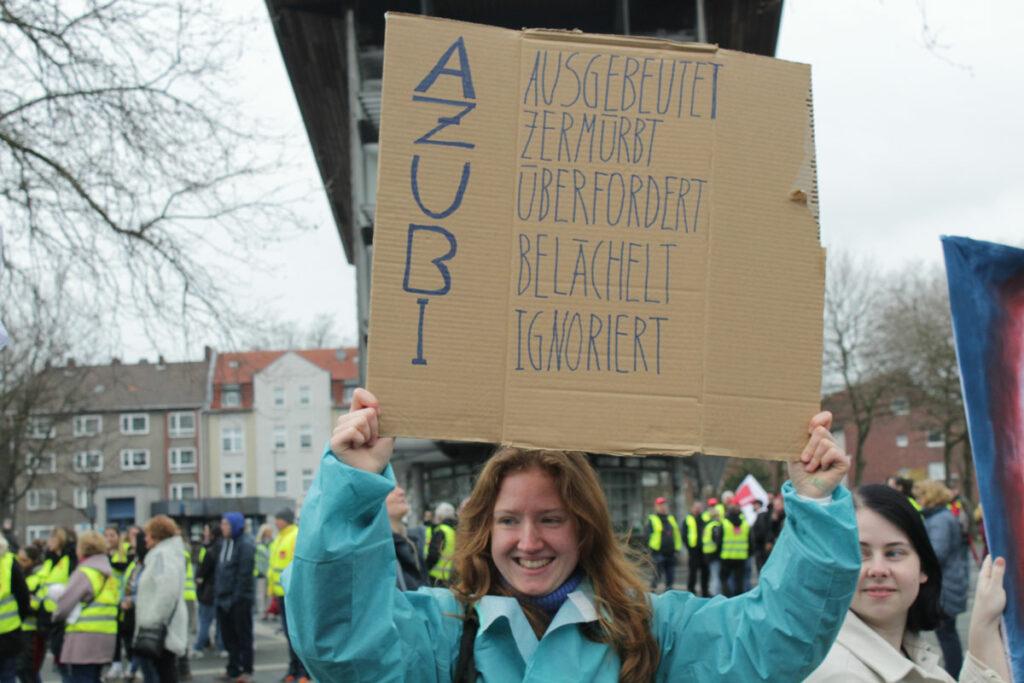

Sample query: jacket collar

[837,611,941,682]
[476,582,600,662]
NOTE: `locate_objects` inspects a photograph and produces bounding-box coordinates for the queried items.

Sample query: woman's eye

[497,517,517,526]
[541,517,564,526]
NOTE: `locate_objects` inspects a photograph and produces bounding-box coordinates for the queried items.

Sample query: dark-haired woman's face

[852,508,927,632]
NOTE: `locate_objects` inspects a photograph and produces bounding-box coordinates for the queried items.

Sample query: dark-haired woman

[287,389,863,682]
[806,485,1010,682]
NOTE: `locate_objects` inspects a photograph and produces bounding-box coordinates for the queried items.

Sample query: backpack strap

[453,602,479,683]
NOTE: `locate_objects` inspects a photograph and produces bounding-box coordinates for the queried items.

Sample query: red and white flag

[734,474,769,524]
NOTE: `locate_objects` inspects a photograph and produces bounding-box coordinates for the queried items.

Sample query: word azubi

[402,37,477,365]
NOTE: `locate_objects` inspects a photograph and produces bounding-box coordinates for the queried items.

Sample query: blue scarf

[519,569,585,614]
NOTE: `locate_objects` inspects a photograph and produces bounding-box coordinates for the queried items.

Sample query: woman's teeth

[517,558,552,569]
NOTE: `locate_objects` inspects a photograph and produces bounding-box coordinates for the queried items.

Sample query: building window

[119,413,149,435]
[169,412,196,437]
[169,448,197,473]
[73,451,103,472]
[273,426,287,450]
[27,417,56,439]
[302,468,314,492]
[890,397,910,415]
[926,430,945,448]
[73,487,89,510]
[299,385,311,405]
[343,383,356,407]
[275,470,288,494]
[26,526,53,543]
[273,386,285,407]
[73,415,102,437]
[895,434,909,448]
[222,385,241,407]
[170,483,197,500]
[222,472,244,497]
[25,453,57,474]
[299,426,312,449]
[120,449,150,471]
[928,462,946,481]
[26,489,57,511]
[221,425,243,453]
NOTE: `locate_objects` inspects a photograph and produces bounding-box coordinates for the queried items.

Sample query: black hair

[894,477,915,498]
[855,484,944,632]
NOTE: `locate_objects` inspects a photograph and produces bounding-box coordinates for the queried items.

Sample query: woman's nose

[517,523,543,552]
[863,553,891,577]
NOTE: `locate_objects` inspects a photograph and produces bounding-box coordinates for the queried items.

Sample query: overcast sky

[119,0,1022,360]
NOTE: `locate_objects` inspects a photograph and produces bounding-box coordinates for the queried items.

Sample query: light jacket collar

[476,582,600,663]
[837,611,940,682]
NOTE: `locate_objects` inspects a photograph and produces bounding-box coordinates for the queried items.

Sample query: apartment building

[17,357,207,542]
[205,348,358,510]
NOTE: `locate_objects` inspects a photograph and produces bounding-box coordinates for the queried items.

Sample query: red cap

[707,497,719,505]
[654,496,667,505]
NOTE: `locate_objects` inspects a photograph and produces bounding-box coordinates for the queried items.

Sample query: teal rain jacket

[286,449,860,682]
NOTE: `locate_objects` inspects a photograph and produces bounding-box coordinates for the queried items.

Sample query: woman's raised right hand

[329,388,394,473]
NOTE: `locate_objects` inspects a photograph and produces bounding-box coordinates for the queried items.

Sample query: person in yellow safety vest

[701,507,723,596]
[645,496,683,592]
[683,501,708,596]
[268,508,309,683]
[15,543,47,682]
[40,527,76,668]
[1,534,32,682]
[425,502,457,586]
[719,505,752,598]
[52,530,117,680]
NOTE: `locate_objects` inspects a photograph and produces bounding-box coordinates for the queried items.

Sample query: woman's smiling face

[851,507,928,632]
[490,467,580,597]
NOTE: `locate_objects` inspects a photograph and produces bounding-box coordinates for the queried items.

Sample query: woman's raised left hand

[787,411,850,498]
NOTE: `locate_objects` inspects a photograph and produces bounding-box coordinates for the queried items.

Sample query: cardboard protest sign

[943,236,1024,681]
[366,13,825,460]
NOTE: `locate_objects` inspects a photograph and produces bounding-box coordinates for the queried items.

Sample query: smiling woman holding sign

[284,388,861,682]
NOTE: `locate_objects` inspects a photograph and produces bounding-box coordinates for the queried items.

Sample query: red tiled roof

[211,348,358,410]
[213,347,359,385]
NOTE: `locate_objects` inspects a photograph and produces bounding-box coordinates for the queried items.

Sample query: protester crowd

[1,407,1009,683]
[0,505,305,683]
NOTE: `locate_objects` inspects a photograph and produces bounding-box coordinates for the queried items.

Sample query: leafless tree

[1,0,303,351]
[0,279,89,522]
[822,251,901,484]
[879,266,972,505]
[240,312,349,351]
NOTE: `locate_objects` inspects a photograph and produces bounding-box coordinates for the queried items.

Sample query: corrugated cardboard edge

[789,79,821,233]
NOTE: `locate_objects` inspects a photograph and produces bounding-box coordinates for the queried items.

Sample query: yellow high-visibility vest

[268,524,298,597]
[720,519,751,560]
[684,514,700,549]
[41,555,70,614]
[183,550,197,602]
[428,523,456,582]
[22,565,45,632]
[647,514,683,552]
[423,527,433,559]
[65,566,119,635]
[0,552,22,634]
[702,520,721,555]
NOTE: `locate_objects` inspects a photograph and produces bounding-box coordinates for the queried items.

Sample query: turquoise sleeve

[286,447,461,683]
[652,482,860,681]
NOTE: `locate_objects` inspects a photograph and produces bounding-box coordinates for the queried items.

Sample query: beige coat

[805,611,1003,683]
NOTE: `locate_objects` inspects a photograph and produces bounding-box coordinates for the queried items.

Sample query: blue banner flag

[942,235,1024,682]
